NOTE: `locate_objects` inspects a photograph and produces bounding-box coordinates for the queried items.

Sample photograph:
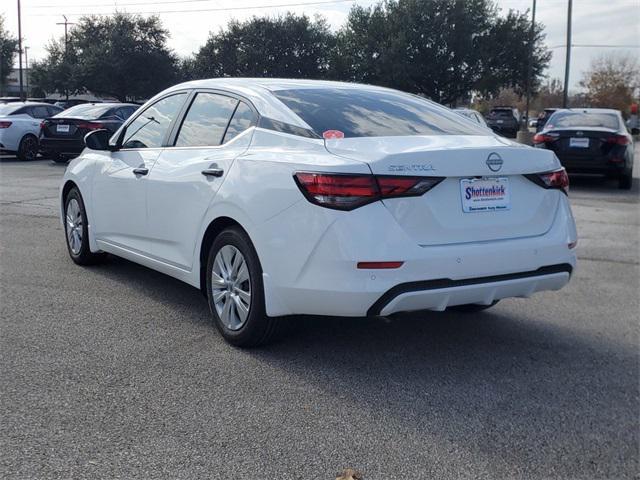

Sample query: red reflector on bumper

[357,261,404,269]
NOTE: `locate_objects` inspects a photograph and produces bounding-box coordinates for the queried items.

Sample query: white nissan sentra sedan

[60,78,578,346]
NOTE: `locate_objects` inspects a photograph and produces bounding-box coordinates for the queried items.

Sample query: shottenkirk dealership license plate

[460,177,511,213]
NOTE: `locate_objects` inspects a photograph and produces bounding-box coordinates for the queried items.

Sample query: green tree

[333,0,550,104]
[0,15,19,93]
[195,14,335,79]
[31,13,177,101]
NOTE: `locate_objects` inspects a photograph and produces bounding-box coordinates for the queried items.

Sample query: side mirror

[84,129,114,151]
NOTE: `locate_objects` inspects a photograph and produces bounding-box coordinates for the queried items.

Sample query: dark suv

[486,107,520,138]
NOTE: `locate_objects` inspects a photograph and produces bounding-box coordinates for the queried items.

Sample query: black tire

[205,227,278,347]
[618,170,633,190]
[17,134,38,161]
[63,187,106,265]
[449,300,500,313]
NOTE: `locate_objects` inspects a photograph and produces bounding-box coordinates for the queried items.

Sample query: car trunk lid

[325,135,561,246]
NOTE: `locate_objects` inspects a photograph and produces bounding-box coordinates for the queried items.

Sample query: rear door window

[30,106,50,118]
[175,93,238,147]
[272,88,485,138]
[223,101,257,143]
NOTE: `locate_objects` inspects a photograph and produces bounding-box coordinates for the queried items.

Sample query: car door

[91,92,188,255]
[146,91,258,270]
[5,106,39,149]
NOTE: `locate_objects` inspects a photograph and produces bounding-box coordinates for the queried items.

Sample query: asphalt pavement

[1,152,638,479]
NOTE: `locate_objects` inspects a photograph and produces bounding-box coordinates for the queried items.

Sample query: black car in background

[535,108,558,132]
[533,108,634,189]
[485,106,520,138]
[39,103,139,162]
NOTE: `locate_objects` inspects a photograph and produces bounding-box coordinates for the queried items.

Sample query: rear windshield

[56,104,111,119]
[488,109,514,118]
[272,88,485,138]
[547,111,620,130]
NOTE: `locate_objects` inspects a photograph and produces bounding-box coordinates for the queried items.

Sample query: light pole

[563,0,573,108]
[524,0,537,131]
[17,0,24,100]
[24,46,29,97]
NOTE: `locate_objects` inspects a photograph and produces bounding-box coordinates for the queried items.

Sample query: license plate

[570,137,589,148]
[56,124,70,133]
[460,177,511,213]
[496,120,504,124]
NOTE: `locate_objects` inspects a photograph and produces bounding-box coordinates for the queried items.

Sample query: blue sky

[2,0,639,91]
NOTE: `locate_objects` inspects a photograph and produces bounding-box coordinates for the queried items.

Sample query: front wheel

[206,227,278,347]
[17,135,38,161]
[64,188,106,265]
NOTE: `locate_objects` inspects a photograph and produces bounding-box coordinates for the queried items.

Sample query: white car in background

[60,78,578,347]
[0,102,63,160]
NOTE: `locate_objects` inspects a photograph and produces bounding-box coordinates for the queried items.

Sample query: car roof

[161,78,418,129]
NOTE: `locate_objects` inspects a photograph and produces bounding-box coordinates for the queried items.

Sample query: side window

[223,102,257,143]
[10,107,28,116]
[122,94,187,149]
[48,106,62,117]
[175,93,238,147]
[30,106,50,119]
[119,107,136,120]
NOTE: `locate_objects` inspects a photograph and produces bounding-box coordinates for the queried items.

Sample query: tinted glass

[272,88,485,138]
[30,106,49,118]
[223,102,257,143]
[47,106,63,117]
[123,94,187,149]
[488,109,514,119]
[175,93,238,147]
[547,111,620,130]
[57,104,112,119]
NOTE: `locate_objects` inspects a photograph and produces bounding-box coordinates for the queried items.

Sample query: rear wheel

[449,300,500,313]
[64,188,106,265]
[17,135,38,161]
[618,169,633,190]
[206,227,278,347]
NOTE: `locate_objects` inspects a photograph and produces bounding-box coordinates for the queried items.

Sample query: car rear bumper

[39,137,84,156]
[259,193,578,317]
[555,153,629,175]
[367,264,571,316]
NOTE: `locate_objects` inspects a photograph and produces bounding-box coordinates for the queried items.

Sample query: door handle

[133,167,149,176]
[202,168,224,177]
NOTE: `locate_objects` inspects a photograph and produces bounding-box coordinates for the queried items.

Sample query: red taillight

[77,121,103,130]
[0,121,12,129]
[293,172,444,210]
[39,121,45,131]
[526,168,569,194]
[606,135,630,145]
[533,133,558,144]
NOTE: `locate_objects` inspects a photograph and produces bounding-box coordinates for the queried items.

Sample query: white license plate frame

[569,137,589,148]
[460,177,511,213]
[56,124,70,133]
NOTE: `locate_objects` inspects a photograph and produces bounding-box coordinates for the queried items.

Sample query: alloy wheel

[211,245,252,331]
[65,198,83,255]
